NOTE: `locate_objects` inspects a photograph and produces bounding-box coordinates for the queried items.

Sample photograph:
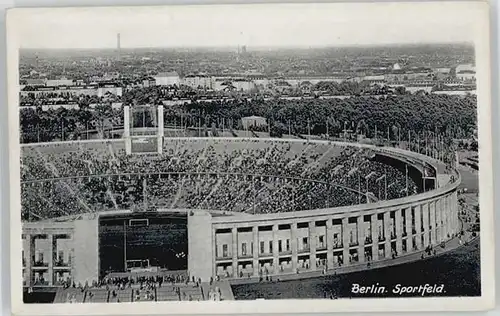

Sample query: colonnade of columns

[215,191,459,278]
[23,233,73,287]
[23,234,55,287]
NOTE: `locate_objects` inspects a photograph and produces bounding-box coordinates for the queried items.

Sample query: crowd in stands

[21,139,419,221]
[56,272,209,303]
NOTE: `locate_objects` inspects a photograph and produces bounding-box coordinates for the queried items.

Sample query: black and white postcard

[6,2,494,315]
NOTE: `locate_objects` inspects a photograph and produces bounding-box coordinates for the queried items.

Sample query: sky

[8,2,486,49]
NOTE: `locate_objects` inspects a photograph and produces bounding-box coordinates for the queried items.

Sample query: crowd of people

[21,139,419,221]
[59,272,205,303]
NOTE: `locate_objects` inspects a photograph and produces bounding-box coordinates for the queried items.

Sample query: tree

[93,103,113,138]
[391,125,398,142]
[356,119,369,136]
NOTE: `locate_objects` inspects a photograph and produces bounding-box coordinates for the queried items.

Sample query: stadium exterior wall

[20,139,461,288]
[203,182,459,280]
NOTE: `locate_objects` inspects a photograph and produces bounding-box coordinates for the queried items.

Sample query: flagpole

[358,172,361,204]
[344,121,347,140]
[378,181,381,200]
[366,178,369,203]
[124,220,127,272]
[308,119,311,139]
[417,132,420,153]
[405,164,409,196]
[143,178,147,210]
[384,168,387,200]
[408,130,411,151]
[425,131,428,156]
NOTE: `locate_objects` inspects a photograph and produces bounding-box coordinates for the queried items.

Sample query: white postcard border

[6,2,495,315]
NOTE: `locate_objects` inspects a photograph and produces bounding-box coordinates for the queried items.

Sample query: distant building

[434,67,451,74]
[46,78,74,87]
[97,83,123,97]
[154,72,180,86]
[20,85,99,97]
[363,75,385,84]
[393,63,402,70]
[385,68,433,83]
[456,71,476,81]
[455,64,476,81]
[24,78,47,86]
[141,77,156,88]
[433,68,451,80]
[455,64,475,74]
[241,116,267,130]
[213,78,256,91]
[281,76,346,86]
[182,75,213,89]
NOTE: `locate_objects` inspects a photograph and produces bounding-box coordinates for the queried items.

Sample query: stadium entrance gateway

[98,212,188,279]
[124,105,164,154]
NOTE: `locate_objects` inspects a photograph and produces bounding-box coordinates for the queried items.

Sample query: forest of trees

[19,94,477,145]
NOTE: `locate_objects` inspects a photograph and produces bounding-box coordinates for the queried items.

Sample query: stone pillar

[211,228,216,278]
[25,234,32,287]
[272,224,279,274]
[453,191,459,234]
[291,222,298,272]
[342,217,349,265]
[441,197,447,240]
[405,208,413,252]
[231,227,238,277]
[371,214,379,261]
[434,200,441,243]
[451,193,456,235]
[446,194,452,238]
[449,195,454,235]
[383,212,391,258]
[438,198,445,242]
[395,209,403,255]
[357,216,365,263]
[123,105,131,155]
[326,219,334,269]
[309,221,317,271]
[157,105,164,154]
[414,205,422,250]
[252,226,259,277]
[48,234,54,286]
[422,203,430,247]
[429,201,437,245]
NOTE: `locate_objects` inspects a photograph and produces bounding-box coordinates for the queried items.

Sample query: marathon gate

[124,105,164,155]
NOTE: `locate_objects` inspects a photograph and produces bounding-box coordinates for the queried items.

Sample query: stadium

[21,105,462,303]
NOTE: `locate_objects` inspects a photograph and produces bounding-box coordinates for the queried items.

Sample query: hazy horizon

[19,42,475,52]
[10,2,484,49]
